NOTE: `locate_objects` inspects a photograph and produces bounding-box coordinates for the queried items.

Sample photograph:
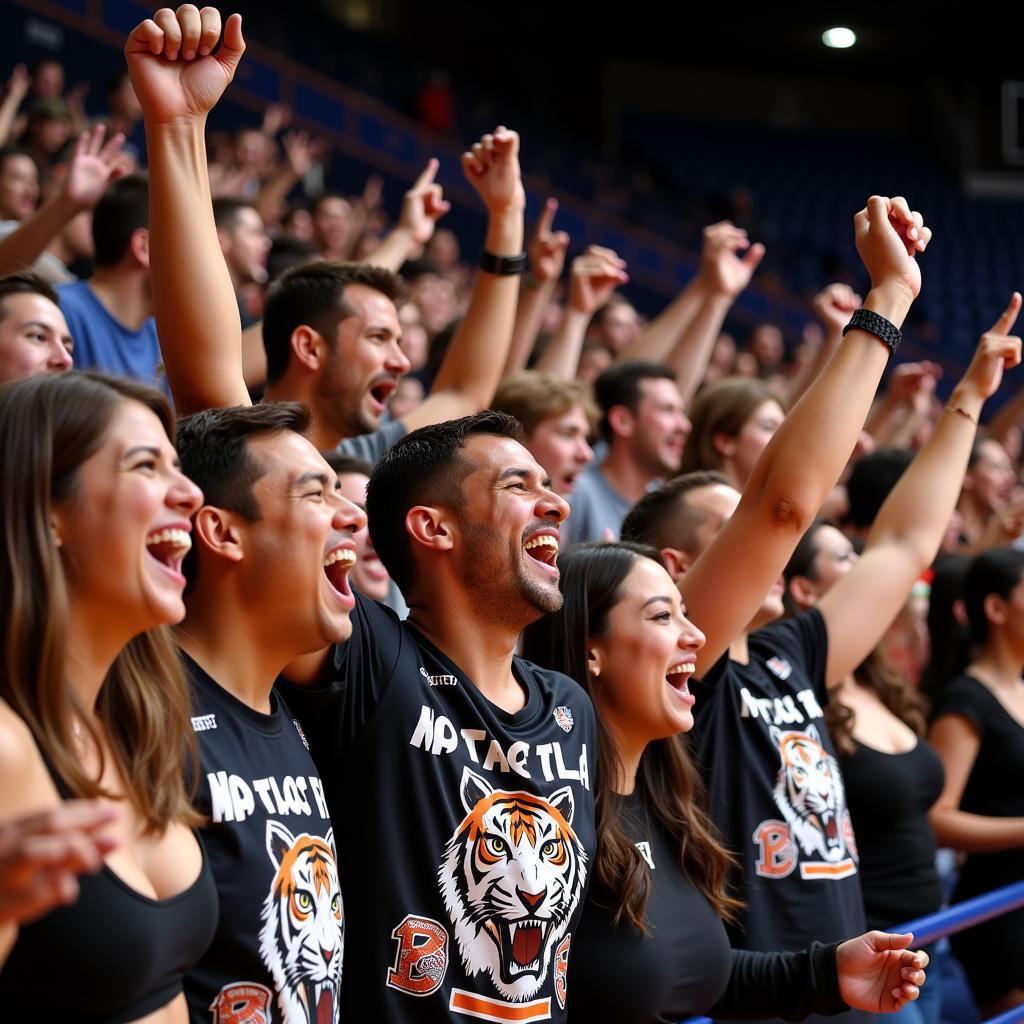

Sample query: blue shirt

[59,280,166,392]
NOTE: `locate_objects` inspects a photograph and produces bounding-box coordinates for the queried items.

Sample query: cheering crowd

[0,7,1022,1024]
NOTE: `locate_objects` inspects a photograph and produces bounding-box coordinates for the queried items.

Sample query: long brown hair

[0,372,199,832]
[521,542,740,932]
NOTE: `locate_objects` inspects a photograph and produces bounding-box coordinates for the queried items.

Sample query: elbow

[759,491,816,536]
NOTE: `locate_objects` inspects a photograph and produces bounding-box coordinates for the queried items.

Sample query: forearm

[744,285,908,515]
[0,94,20,148]
[429,207,523,402]
[711,944,845,1021]
[989,387,1024,443]
[668,290,733,408]
[364,226,416,273]
[146,118,247,413]
[534,306,588,380]
[504,277,555,375]
[0,194,79,276]
[255,166,299,226]
[788,332,839,407]
[616,275,706,364]
[928,808,1024,853]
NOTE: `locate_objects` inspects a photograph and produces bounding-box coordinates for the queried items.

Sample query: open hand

[125,5,245,124]
[63,124,126,211]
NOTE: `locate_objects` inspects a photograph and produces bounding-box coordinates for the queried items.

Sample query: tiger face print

[770,724,849,862]
[438,766,587,1002]
[258,821,343,1024]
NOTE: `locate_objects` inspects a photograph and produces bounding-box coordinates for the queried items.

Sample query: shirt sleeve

[336,419,406,465]
[930,676,987,735]
[751,607,830,703]
[709,942,847,1020]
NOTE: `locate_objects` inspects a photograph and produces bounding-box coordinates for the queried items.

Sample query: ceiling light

[822,27,856,49]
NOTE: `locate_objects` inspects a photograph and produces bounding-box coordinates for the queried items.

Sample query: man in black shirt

[280,411,598,1023]
[169,401,365,1024]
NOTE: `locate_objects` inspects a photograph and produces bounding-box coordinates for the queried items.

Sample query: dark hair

[323,452,372,478]
[0,270,59,316]
[678,377,778,477]
[266,238,321,284]
[262,261,406,384]
[92,173,149,268]
[924,549,1024,697]
[846,448,913,531]
[311,191,351,216]
[920,554,972,699]
[621,470,731,554]
[175,403,310,585]
[366,410,523,596]
[0,371,199,832]
[781,518,829,618]
[212,195,258,232]
[0,146,38,178]
[521,542,740,932]
[593,361,678,443]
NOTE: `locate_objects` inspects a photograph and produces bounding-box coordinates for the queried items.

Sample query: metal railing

[683,880,1024,1024]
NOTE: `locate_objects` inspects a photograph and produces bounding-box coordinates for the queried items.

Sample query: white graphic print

[766,725,857,879]
[258,821,344,1023]
[438,766,587,1003]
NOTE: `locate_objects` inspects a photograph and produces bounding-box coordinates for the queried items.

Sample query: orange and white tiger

[438,766,587,1003]
[258,821,343,1024]
[770,724,849,863]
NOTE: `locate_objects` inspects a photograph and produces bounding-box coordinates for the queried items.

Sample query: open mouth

[367,380,397,411]
[323,546,356,604]
[145,528,192,581]
[665,661,696,701]
[524,533,559,572]
[485,917,551,982]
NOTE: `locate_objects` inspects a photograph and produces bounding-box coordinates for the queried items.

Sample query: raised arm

[534,245,627,379]
[504,198,569,374]
[863,360,941,448]
[682,196,931,674]
[0,65,28,149]
[401,126,525,432]
[788,283,861,406]
[126,5,250,414]
[363,158,450,272]
[817,297,1022,684]
[254,130,325,227]
[0,126,124,277]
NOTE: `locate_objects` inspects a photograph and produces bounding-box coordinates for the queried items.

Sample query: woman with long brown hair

[522,542,929,1024]
[0,371,217,1022]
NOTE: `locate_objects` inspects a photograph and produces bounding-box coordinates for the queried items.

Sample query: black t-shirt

[931,674,1024,897]
[840,739,945,931]
[691,610,868,1024]
[183,656,344,1024]
[568,789,847,1024]
[278,593,598,1023]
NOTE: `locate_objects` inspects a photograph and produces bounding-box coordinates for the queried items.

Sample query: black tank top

[0,743,218,1023]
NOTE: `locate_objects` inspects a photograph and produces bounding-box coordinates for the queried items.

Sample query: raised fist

[461,126,524,215]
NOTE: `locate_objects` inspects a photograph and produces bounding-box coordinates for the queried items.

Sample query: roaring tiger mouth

[484,917,553,981]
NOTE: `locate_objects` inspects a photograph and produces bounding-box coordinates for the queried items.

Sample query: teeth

[524,535,559,551]
[323,548,356,569]
[145,528,192,551]
[666,663,695,676]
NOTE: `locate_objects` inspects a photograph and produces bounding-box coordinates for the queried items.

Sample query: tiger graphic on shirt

[768,724,856,873]
[257,821,343,1024]
[438,766,587,1002]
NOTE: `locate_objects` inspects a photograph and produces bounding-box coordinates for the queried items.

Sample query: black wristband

[479,250,528,276]
[842,308,902,357]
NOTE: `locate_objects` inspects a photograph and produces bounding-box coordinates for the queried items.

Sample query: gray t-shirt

[565,460,632,546]
[336,418,406,465]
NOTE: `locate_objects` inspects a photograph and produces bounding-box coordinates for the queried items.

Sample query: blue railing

[682,880,1024,1024]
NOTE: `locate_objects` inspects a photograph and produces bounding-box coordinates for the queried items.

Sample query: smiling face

[588,557,706,744]
[52,400,202,637]
[450,435,570,624]
[524,405,594,497]
[630,378,690,476]
[235,430,366,651]
[720,399,785,488]
[0,153,40,221]
[0,291,73,383]
[316,283,409,440]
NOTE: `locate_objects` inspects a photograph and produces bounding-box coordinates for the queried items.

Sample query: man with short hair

[57,173,163,387]
[212,195,269,327]
[0,270,73,382]
[491,370,597,496]
[171,400,366,1024]
[566,360,690,543]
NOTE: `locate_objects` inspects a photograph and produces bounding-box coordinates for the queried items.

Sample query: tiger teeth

[323,548,356,569]
[524,536,559,551]
[145,528,192,551]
